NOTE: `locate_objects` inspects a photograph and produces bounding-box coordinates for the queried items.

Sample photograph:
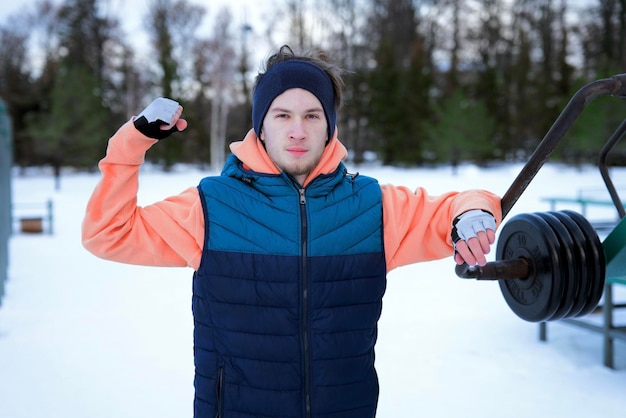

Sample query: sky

[0,0,270,39]
[0,0,263,24]
[0,0,288,82]
[1,160,626,417]
[0,0,601,77]
[0,0,598,49]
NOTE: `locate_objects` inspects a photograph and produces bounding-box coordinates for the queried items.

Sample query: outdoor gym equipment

[456,73,626,323]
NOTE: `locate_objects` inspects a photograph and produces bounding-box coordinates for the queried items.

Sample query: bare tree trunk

[209,93,228,171]
[210,95,221,170]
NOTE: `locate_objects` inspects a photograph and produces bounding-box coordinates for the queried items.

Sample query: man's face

[260,88,329,186]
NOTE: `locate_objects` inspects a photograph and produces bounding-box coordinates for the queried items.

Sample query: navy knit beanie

[252,59,337,140]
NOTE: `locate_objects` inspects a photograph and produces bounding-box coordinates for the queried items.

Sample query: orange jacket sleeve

[81,120,204,269]
[382,184,501,271]
[83,120,501,273]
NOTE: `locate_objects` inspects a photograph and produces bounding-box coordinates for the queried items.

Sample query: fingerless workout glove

[451,209,496,243]
[133,97,180,140]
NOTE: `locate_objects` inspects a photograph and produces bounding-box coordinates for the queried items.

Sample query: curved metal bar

[598,119,626,219]
[501,73,626,219]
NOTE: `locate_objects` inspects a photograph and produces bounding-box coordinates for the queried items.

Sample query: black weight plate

[536,212,577,320]
[550,211,591,318]
[496,213,565,322]
[562,210,606,317]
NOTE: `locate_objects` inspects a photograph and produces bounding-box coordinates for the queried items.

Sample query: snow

[1,162,626,417]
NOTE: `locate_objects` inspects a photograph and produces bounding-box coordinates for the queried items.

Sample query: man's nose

[288,118,306,140]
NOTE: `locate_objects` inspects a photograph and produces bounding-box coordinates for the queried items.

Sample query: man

[82,45,501,417]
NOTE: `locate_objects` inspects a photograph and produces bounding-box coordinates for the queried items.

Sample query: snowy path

[1,164,625,417]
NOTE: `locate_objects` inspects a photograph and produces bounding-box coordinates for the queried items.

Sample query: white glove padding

[452,209,496,242]
[133,97,180,139]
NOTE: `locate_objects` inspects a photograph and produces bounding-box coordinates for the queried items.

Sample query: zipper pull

[299,188,306,205]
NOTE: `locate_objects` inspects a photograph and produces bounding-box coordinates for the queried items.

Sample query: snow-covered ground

[1,162,625,417]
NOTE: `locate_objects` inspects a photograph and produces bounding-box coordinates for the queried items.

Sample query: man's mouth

[287,147,308,156]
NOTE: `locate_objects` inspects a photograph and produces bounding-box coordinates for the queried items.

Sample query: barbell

[455,73,626,322]
[456,210,606,323]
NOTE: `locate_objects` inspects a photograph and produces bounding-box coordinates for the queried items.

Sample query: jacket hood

[228,129,348,187]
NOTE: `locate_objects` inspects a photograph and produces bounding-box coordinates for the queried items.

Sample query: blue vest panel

[193,156,386,417]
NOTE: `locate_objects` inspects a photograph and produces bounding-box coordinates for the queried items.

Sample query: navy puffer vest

[193,155,386,417]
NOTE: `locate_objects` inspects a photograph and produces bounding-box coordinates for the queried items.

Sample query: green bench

[540,196,624,231]
[540,214,626,368]
[11,200,54,235]
[600,218,626,368]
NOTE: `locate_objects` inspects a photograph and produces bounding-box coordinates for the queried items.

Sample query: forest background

[1,0,626,179]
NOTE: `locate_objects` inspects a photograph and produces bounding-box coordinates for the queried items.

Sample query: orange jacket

[82,121,502,272]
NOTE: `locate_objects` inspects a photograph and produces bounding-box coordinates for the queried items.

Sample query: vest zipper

[298,187,312,418]
[216,366,224,418]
